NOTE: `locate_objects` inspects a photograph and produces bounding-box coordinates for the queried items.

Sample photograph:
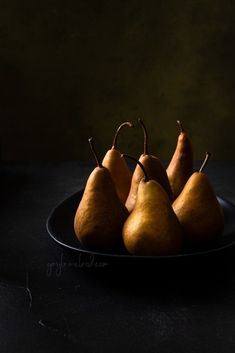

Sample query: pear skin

[167,121,193,199]
[173,172,224,245]
[123,180,183,256]
[102,148,132,204]
[74,166,129,250]
[125,154,173,212]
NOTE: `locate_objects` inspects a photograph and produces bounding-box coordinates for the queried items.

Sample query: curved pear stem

[88,137,103,168]
[199,152,211,173]
[177,120,184,133]
[122,154,149,182]
[138,118,149,155]
[112,121,133,149]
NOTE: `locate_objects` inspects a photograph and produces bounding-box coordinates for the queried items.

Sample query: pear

[125,119,173,212]
[167,121,193,199]
[122,155,183,256]
[102,121,133,204]
[173,152,224,246]
[74,138,129,250]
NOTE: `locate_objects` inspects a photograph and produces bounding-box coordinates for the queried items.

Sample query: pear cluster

[74,120,224,256]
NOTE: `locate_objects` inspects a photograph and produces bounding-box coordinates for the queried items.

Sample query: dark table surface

[1,161,235,353]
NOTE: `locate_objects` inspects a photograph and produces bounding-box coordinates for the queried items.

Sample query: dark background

[0,0,235,161]
[1,3,235,351]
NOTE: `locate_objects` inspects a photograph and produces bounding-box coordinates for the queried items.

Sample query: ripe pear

[122,156,183,256]
[167,121,193,199]
[173,152,224,246]
[125,119,173,212]
[74,138,129,250]
[102,122,133,204]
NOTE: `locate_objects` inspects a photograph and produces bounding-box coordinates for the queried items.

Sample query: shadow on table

[65,245,235,304]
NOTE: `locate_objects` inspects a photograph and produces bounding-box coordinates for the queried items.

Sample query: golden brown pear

[167,121,193,199]
[173,152,224,246]
[122,156,183,256]
[74,138,129,250]
[125,119,173,212]
[102,122,133,204]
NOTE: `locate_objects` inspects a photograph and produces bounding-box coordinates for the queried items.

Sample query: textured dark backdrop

[0,0,235,161]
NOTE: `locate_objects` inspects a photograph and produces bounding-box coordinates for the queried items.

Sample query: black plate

[46,190,235,260]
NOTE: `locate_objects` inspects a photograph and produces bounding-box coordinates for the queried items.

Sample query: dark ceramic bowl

[46,190,235,262]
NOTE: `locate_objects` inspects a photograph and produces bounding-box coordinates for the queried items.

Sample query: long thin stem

[122,154,149,182]
[112,122,133,149]
[199,152,211,173]
[138,118,149,155]
[177,120,184,133]
[88,137,102,168]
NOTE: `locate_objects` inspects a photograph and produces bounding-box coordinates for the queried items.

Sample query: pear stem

[112,121,133,149]
[199,152,211,173]
[122,154,149,182]
[177,120,184,133]
[138,118,149,155]
[88,137,103,168]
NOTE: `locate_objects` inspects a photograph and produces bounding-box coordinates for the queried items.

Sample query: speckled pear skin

[123,180,183,256]
[167,129,193,199]
[125,154,173,212]
[74,166,129,250]
[102,148,132,204]
[173,172,224,245]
